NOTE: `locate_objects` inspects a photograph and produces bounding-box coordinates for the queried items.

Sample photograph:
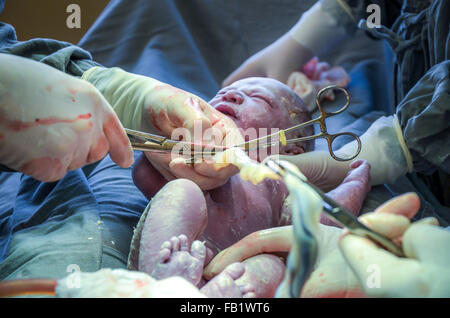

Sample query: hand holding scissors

[126,86,362,163]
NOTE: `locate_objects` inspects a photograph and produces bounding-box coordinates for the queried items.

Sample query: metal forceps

[239,85,362,161]
[125,128,229,156]
[265,159,405,257]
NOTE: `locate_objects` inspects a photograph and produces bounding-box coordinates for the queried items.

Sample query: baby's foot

[342,160,371,191]
[200,263,256,298]
[323,159,371,226]
[151,235,206,286]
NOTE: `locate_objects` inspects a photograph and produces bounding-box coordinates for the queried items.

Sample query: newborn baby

[129,77,370,297]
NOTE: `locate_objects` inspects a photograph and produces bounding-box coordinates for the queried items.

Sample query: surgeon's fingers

[339,193,419,246]
[157,91,213,137]
[200,108,244,148]
[357,212,411,241]
[341,193,438,253]
[222,128,245,149]
[169,158,229,190]
[103,112,134,168]
[68,138,92,171]
[146,148,234,189]
[342,193,420,244]
[86,133,109,165]
[192,159,239,179]
[338,233,423,298]
[403,223,450,264]
[373,192,421,219]
[177,107,212,136]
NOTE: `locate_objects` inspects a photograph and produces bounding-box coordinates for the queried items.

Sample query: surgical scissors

[265,159,405,257]
[125,128,229,156]
[126,85,361,161]
[237,85,362,161]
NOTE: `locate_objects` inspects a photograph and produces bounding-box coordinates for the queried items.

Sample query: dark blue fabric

[0,152,148,269]
[0,169,98,261]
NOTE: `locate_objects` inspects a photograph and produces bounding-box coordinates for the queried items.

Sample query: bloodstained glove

[0,54,133,182]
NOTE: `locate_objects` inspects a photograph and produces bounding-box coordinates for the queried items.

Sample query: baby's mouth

[214,104,238,119]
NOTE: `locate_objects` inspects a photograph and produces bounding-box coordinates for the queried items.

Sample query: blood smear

[6,113,92,131]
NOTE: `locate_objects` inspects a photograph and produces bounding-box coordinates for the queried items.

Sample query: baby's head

[209,77,314,157]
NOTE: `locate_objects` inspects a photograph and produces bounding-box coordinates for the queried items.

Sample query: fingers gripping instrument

[128,86,361,164]
[264,159,404,298]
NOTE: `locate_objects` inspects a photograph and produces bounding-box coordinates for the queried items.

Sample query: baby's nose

[222,90,244,104]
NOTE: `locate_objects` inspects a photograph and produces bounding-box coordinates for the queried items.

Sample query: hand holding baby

[82,67,244,190]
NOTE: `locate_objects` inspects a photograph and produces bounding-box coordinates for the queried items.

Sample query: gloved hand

[270,115,414,191]
[203,191,446,298]
[222,2,348,87]
[301,192,448,298]
[0,54,133,182]
[82,67,243,189]
[222,33,313,87]
[339,194,450,297]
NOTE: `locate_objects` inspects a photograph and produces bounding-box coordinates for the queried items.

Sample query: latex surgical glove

[302,192,426,298]
[339,194,450,297]
[0,54,133,182]
[222,2,348,87]
[222,33,313,87]
[82,67,243,189]
[270,115,414,191]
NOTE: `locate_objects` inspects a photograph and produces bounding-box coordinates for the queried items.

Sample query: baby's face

[210,77,312,158]
[209,78,294,132]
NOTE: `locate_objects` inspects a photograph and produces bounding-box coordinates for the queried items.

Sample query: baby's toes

[157,246,171,264]
[158,240,173,264]
[170,236,181,252]
[178,234,189,252]
[190,240,206,265]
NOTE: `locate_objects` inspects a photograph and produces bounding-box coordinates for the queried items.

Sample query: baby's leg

[236,254,285,298]
[200,263,256,298]
[138,179,208,275]
[322,160,371,227]
[152,235,206,286]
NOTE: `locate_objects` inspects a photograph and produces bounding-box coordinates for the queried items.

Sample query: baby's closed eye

[249,94,273,108]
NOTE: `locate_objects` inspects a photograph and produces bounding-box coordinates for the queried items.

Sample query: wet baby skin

[131,78,371,297]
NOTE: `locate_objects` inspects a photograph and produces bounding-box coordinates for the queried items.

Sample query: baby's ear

[280,144,305,156]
